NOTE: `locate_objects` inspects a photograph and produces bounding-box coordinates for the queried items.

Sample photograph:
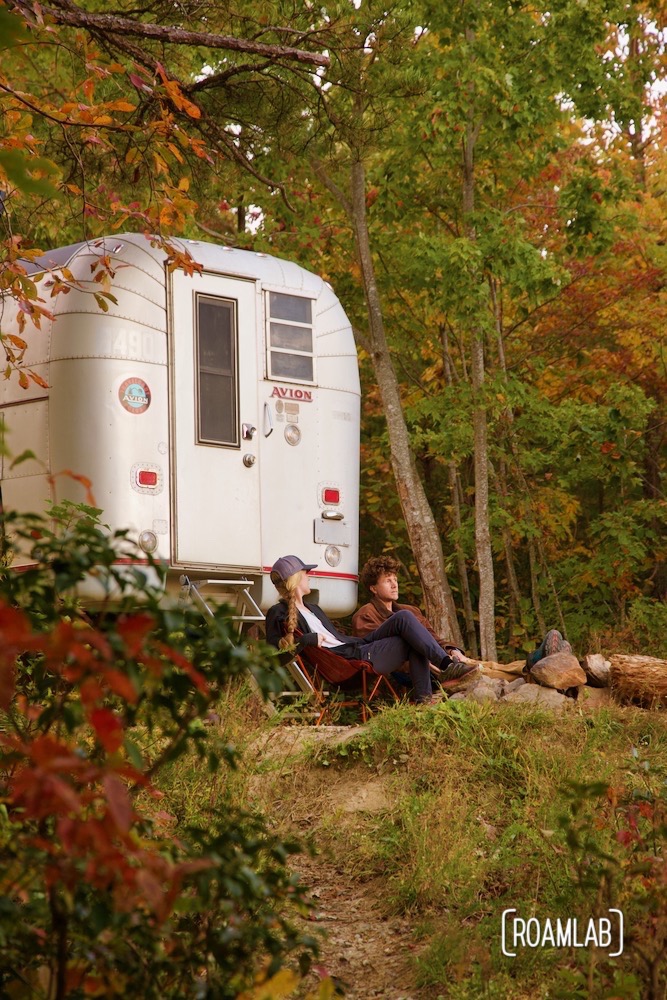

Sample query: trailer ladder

[178,574,274,715]
[178,575,322,722]
[178,575,264,634]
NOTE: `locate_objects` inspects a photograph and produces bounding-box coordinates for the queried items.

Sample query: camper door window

[196,295,239,446]
[267,292,314,384]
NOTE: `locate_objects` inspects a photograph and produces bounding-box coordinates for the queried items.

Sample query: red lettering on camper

[270,386,313,402]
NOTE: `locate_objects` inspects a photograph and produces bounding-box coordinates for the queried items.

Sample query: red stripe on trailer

[10,558,152,570]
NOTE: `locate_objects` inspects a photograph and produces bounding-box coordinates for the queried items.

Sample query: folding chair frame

[295,646,402,725]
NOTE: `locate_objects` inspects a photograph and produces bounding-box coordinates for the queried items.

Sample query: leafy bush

[556,754,667,999]
[0,503,316,997]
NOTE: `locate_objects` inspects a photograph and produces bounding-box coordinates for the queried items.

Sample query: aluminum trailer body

[0,234,360,615]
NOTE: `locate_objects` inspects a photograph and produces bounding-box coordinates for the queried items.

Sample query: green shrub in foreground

[0,503,316,997]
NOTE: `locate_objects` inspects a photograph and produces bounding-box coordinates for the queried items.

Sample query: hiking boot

[526,629,572,670]
[414,693,444,706]
[438,660,479,685]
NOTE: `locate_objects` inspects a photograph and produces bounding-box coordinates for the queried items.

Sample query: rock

[578,686,612,709]
[529,652,587,690]
[467,679,502,704]
[503,685,569,711]
[448,692,467,701]
[505,677,527,693]
[471,675,505,694]
[582,653,611,688]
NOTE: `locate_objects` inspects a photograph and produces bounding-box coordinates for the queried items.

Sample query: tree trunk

[349,160,463,645]
[528,540,546,636]
[448,462,479,656]
[442,323,478,654]
[463,29,497,660]
[492,461,522,654]
[470,331,497,659]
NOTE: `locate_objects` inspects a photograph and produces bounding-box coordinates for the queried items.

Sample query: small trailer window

[196,295,239,447]
[267,292,314,383]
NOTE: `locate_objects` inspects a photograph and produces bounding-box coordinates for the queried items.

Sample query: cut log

[582,653,611,688]
[465,657,525,676]
[610,654,667,707]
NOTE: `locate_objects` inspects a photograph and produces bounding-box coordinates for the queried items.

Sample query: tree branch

[11,0,330,67]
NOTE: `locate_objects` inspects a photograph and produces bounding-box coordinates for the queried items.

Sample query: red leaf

[117,613,155,656]
[103,774,133,833]
[0,660,15,710]
[90,708,123,752]
[135,867,167,919]
[80,678,104,708]
[103,668,139,703]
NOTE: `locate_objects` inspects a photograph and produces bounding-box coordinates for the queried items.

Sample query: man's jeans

[337,610,448,700]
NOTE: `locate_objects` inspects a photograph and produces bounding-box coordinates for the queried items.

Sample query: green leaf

[0,149,61,198]
[9,449,36,470]
[0,8,28,47]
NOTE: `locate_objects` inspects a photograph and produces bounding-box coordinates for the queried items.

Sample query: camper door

[170,270,261,569]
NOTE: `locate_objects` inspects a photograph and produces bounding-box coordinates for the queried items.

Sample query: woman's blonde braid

[274,571,303,650]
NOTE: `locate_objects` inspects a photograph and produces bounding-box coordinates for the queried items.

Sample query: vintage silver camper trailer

[0,234,360,616]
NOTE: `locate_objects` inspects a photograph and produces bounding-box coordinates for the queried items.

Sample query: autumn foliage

[0,503,315,997]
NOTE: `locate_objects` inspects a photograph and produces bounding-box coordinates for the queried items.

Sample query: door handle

[263,402,273,437]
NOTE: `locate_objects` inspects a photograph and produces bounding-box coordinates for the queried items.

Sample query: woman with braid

[265,555,477,706]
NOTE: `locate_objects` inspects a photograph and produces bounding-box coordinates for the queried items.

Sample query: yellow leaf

[237,969,300,1000]
[153,153,168,176]
[178,176,190,192]
[104,100,137,113]
[166,142,184,164]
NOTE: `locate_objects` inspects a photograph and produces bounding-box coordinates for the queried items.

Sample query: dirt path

[250,725,435,998]
[291,854,430,999]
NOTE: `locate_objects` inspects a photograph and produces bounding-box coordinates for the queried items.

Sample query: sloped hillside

[245,700,667,999]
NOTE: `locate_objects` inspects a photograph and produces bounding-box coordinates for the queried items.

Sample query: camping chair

[296,642,401,725]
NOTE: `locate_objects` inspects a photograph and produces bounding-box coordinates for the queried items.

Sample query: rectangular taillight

[137,470,158,487]
[322,487,340,504]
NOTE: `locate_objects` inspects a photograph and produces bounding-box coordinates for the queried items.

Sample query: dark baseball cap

[270,555,317,581]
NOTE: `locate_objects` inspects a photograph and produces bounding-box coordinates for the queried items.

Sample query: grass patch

[247,698,667,996]
[144,689,667,997]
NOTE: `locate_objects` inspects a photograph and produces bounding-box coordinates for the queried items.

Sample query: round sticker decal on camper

[119,377,151,414]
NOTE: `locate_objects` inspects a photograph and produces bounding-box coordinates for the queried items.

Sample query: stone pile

[447,649,613,712]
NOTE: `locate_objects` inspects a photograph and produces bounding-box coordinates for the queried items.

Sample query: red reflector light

[137,470,158,487]
[322,487,340,505]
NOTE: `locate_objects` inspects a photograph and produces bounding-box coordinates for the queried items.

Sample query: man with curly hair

[352,555,466,669]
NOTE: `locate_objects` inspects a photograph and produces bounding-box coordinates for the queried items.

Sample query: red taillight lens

[322,487,340,504]
[137,470,158,487]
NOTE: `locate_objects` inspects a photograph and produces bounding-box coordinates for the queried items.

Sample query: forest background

[1,0,666,662]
